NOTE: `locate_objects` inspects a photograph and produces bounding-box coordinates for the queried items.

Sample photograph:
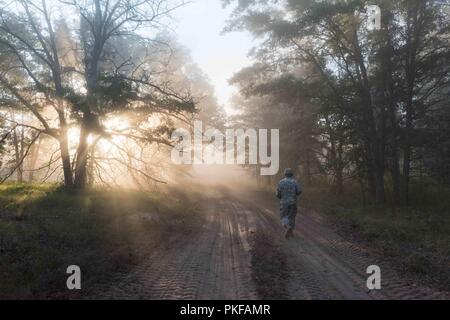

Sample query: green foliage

[0,1,201,189]
[225,0,450,203]
[303,184,450,289]
[0,183,201,299]
[95,74,137,111]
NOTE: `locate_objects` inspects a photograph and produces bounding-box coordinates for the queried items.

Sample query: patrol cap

[284,168,294,177]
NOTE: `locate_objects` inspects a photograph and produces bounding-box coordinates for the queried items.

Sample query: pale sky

[172,0,254,115]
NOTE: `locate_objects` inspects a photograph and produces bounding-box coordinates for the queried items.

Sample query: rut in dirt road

[96,197,257,299]
[252,205,449,300]
[93,194,449,300]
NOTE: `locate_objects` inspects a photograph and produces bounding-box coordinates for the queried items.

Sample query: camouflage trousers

[279,203,298,229]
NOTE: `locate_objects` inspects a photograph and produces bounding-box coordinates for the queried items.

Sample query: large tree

[0,0,195,189]
[224,0,450,204]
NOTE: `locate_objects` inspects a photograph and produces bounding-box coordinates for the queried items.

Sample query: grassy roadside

[218,180,449,291]
[300,183,450,291]
[0,183,202,299]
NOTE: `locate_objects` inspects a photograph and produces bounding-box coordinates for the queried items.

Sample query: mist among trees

[225,0,450,205]
[0,0,225,190]
[1,0,450,206]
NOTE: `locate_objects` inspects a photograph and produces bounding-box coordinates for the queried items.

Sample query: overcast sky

[172,0,254,114]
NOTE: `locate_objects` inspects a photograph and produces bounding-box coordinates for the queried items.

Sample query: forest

[225,0,450,206]
[0,0,449,300]
[1,0,450,205]
[0,0,224,190]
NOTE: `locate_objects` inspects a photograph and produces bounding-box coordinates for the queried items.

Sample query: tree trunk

[382,9,402,205]
[390,142,401,203]
[59,135,73,187]
[57,111,73,187]
[335,142,344,194]
[74,122,89,189]
[12,127,23,183]
[374,162,385,203]
[401,0,424,205]
[402,135,412,205]
[28,134,41,182]
[385,59,401,204]
[367,165,376,197]
[365,127,385,203]
[352,22,385,203]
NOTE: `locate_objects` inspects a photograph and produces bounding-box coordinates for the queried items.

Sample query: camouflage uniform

[276,171,302,230]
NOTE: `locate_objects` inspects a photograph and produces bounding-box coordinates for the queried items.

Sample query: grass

[212,178,450,291]
[0,183,202,299]
[301,182,450,291]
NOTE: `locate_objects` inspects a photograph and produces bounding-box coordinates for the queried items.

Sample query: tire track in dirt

[93,196,256,299]
[295,209,449,299]
[249,204,449,300]
[91,191,449,300]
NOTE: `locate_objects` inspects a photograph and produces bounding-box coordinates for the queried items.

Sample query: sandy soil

[92,189,449,300]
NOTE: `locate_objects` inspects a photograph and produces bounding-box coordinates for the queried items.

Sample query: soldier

[276,168,302,239]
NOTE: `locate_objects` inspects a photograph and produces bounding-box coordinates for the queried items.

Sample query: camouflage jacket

[276,177,302,205]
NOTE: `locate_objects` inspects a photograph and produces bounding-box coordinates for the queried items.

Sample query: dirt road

[94,191,448,300]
